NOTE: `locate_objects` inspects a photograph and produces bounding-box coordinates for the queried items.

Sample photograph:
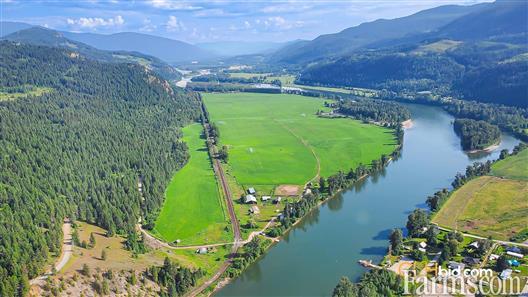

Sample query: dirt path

[276,120,321,185]
[30,220,73,286]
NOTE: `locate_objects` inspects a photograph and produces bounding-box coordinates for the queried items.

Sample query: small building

[304,188,312,195]
[247,187,256,195]
[249,205,260,214]
[419,242,427,249]
[508,259,520,267]
[506,251,524,258]
[261,196,271,202]
[273,197,282,204]
[489,254,499,261]
[196,247,207,254]
[500,269,512,280]
[448,261,465,271]
[418,247,426,253]
[463,257,481,266]
[244,194,257,204]
[468,241,480,249]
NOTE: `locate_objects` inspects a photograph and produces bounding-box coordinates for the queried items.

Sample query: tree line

[0,41,201,296]
[453,118,501,150]
[337,99,411,127]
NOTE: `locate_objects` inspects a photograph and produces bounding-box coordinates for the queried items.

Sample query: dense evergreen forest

[332,269,404,297]
[453,118,501,150]
[0,41,201,296]
[337,99,411,126]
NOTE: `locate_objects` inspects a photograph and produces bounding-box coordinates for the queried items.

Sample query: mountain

[269,2,490,64]
[3,27,181,80]
[196,41,298,57]
[0,21,33,37]
[63,31,214,63]
[298,0,528,108]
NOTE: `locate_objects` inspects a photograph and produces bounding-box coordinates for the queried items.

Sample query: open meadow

[153,124,230,245]
[433,150,528,240]
[202,92,397,188]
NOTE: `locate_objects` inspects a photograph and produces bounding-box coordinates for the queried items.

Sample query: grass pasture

[491,148,528,180]
[203,93,397,188]
[153,124,230,245]
[0,85,53,101]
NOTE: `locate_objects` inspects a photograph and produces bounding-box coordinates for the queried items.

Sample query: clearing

[433,150,528,240]
[153,124,230,245]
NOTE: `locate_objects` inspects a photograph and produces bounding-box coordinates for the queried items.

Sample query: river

[215,103,520,296]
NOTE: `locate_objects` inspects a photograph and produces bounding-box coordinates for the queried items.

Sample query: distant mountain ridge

[3,27,182,80]
[297,0,528,108]
[269,2,491,64]
[63,31,214,63]
[196,41,298,57]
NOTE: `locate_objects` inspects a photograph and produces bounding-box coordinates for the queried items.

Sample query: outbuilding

[506,251,524,258]
[196,247,207,254]
[249,205,260,214]
[247,187,256,195]
[244,194,257,204]
[262,196,271,202]
[500,269,512,280]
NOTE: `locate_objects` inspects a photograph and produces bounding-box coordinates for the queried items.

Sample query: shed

[469,241,480,249]
[500,269,512,280]
[463,257,481,266]
[448,262,465,271]
[244,194,257,204]
[196,247,207,254]
[506,251,524,258]
[418,247,426,253]
[262,196,271,202]
[508,259,520,267]
[249,205,260,214]
[489,254,499,261]
[273,197,282,204]
[247,187,256,195]
[419,242,427,249]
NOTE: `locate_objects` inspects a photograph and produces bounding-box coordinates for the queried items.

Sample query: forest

[453,118,501,150]
[337,99,411,126]
[0,41,201,296]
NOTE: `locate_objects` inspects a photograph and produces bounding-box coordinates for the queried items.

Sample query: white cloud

[166,15,185,32]
[260,4,313,14]
[66,15,124,28]
[139,18,157,32]
[148,0,201,10]
[260,16,304,30]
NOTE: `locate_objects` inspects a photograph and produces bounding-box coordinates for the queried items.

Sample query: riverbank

[402,119,413,129]
[467,141,500,154]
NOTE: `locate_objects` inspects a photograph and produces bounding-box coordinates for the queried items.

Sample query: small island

[453,118,501,151]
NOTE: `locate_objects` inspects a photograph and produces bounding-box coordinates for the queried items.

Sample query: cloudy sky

[1,0,491,44]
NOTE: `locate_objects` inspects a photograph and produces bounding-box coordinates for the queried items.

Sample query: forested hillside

[297,0,528,108]
[0,41,201,296]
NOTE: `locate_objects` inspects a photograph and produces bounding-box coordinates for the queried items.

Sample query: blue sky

[1,0,491,44]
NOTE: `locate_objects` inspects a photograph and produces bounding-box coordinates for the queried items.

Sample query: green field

[153,124,229,245]
[433,150,528,240]
[202,93,397,187]
[229,72,270,79]
[491,148,528,180]
[0,85,53,101]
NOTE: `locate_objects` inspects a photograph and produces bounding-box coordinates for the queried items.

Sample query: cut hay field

[202,92,397,187]
[433,150,528,240]
[153,124,230,245]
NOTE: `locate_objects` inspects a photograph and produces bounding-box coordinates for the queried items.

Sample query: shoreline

[467,141,501,154]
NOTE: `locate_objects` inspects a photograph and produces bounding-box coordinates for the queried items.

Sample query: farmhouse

[244,194,257,204]
[262,196,271,202]
[247,187,256,195]
[468,241,480,249]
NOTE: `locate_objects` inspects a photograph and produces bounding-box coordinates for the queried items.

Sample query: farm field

[202,92,397,188]
[433,150,528,240]
[491,148,528,180]
[153,124,230,245]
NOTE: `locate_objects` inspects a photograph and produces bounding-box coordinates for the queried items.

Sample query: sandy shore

[467,142,500,154]
[401,119,413,129]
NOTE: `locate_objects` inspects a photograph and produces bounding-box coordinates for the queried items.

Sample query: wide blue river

[216,103,520,296]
